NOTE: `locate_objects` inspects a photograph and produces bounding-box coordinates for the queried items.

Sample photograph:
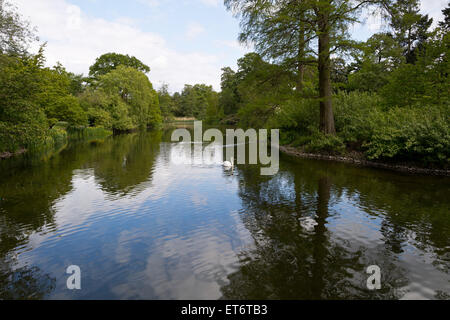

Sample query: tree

[0,0,38,55]
[348,32,404,92]
[225,0,314,92]
[381,31,450,107]
[0,50,48,152]
[157,83,174,120]
[89,53,150,80]
[234,53,294,127]
[176,84,219,119]
[439,2,450,32]
[205,90,222,124]
[97,65,161,130]
[53,62,86,96]
[388,0,433,64]
[226,0,393,134]
[37,64,87,126]
[219,67,241,115]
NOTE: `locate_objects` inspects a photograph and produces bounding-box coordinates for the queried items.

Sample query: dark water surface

[0,128,449,300]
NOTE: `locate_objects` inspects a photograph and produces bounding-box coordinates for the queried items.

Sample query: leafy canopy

[89,53,150,79]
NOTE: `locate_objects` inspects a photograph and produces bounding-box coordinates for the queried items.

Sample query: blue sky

[69,0,242,55]
[13,0,448,92]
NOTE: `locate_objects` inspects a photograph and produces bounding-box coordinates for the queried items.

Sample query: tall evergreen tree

[388,0,433,63]
[439,2,450,32]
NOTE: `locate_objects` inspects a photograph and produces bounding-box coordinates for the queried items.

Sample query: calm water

[0,127,449,300]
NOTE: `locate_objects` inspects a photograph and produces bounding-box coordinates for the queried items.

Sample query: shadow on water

[0,126,448,299]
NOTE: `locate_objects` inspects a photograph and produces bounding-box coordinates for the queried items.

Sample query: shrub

[304,131,345,154]
[333,91,382,143]
[275,98,319,134]
[363,105,450,165]
[87,107,113,129]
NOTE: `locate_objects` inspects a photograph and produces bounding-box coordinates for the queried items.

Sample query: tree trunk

[318,15,336,135]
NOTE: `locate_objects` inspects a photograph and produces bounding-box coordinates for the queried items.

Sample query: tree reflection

[0,264,55,300]
[221,159,411,299]
[86,131,162,196]
[0,130,162,299]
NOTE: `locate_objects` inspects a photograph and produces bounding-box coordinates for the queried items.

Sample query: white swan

[223,157,234,169]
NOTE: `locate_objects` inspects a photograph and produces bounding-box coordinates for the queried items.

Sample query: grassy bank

[0,122,112,160]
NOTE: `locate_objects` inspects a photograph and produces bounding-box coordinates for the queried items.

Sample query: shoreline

[279,145,450,177]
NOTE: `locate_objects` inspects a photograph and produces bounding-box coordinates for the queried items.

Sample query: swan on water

[223,157,234,169]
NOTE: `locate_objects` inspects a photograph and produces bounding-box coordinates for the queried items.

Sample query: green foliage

[223,53,294,128]
[204,90,222,124]
[333,91,383,143]
[439,2,450,32]
[348,33,404,92]
[381,32,450,108]
[274,98,318,134]
[45,126,68,149]
[389,0,433,64]
[175,84,218,119]
[158,84,175,121]
[219,67,240,115]
[87,107,113,129]
[304,131,346,154]
[0,51,48,152]
[0,0,38,55]
[363,106,450,164]
[89,53,150,80]
[278,90,449,166]
[97,65,161,130]
[37,66,88,126]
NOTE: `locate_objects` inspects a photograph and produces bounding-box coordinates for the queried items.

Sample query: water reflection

[0,127,448,299]
[221,165,410,299]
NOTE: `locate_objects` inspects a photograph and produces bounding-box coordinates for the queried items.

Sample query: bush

[304,131,345,154]
[0,119,48,153]
[274,98,319,134]
[87,107,113,129]
[363,105,450,165]
[333,91,382,143]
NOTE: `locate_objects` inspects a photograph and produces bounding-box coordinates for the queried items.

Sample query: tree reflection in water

[221,160,412,299]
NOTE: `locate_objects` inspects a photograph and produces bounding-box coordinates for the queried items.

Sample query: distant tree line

[158,83,220,122]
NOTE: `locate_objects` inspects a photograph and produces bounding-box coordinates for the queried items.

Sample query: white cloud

[215,39,253,55]
[186,22,206,39]
[199,0,220,7]
[420,0,447,27]
[14,0,221,92]
[352,1,447,40]
[138,0,221,8]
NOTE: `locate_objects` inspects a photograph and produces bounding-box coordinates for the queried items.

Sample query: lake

[0,127,449,299]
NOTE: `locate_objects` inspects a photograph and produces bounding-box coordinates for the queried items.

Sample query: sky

[12,0,449,92]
